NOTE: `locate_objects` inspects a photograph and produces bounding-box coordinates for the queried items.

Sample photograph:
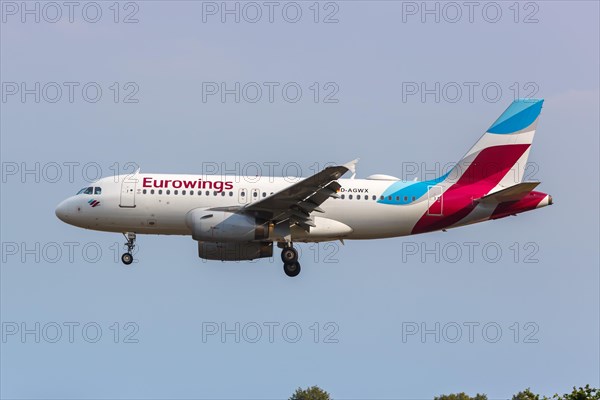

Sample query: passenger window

[94,187,102,195]
[221,192,225,196]
[396,196,399,201]
[206,191,210,196]
[380,196,384,200]
[166,190,171,195]
[372,195,376,200]
[182,190,186,195]
[151,189,155,194]
[253,192,257,198]
[229,192,233,197]
[262,192,266,197]
[190,190,194,195]
[341,194,345,199]
[349,195,353,200]
[388,196,392,200]
[143,189,147,194]
[404,196,408,201]
[158,190,163,195]
[412,196,416,201]
[357,195,361,200]
[174,190,178,195]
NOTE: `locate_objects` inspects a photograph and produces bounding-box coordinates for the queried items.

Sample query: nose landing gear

[121,232,136,265]
[280,245,301,277]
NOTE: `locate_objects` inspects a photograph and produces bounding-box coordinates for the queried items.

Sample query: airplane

[55,99,552,277]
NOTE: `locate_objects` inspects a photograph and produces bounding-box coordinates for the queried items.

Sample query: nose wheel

[121,232,136,265]
[280,245,301,277]
[283,260,301,277]
[121,252,133,265]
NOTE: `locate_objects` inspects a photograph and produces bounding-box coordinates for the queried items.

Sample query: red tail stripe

[412,144,530,234]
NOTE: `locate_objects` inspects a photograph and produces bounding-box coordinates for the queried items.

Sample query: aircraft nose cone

[55,200,70,222]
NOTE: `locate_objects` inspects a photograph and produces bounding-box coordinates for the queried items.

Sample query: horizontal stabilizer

[476,182,540,204]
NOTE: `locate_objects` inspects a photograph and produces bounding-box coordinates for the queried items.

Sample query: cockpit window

[94,187,102,195]
[76,187,94,195]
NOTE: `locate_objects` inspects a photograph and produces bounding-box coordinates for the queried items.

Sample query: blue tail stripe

[488,99,543,134]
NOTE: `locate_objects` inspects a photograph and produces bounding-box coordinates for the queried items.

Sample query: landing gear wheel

[281,247,298,263]
[283,261,301,277]
[121,253,133,265]
[121,232,137,266]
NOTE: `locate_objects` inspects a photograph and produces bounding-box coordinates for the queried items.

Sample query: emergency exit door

[427,185,443,216]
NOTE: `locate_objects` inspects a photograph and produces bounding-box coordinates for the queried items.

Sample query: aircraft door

[120,179,137,208]
[427,185,443,216]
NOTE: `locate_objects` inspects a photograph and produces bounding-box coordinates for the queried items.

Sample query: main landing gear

[280,244,301,277]
[121,232,136,265]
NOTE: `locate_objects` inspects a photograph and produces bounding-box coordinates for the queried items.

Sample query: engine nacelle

[198,241,273,261]
[186,209,270,242]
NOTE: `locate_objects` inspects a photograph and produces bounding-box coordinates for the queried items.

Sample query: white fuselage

[55,173,444,241]
[55,172,551,244]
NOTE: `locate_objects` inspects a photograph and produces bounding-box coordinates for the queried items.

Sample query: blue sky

[1,1,598,398]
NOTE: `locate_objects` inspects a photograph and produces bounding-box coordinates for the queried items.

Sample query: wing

[243,159,358,231]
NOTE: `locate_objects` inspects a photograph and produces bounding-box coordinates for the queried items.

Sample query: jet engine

[185,209,271,242]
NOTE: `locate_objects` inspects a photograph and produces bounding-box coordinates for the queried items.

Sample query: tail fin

[446,99,544,188]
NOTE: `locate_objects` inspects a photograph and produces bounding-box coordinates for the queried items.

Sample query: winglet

[343,158,359,179]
